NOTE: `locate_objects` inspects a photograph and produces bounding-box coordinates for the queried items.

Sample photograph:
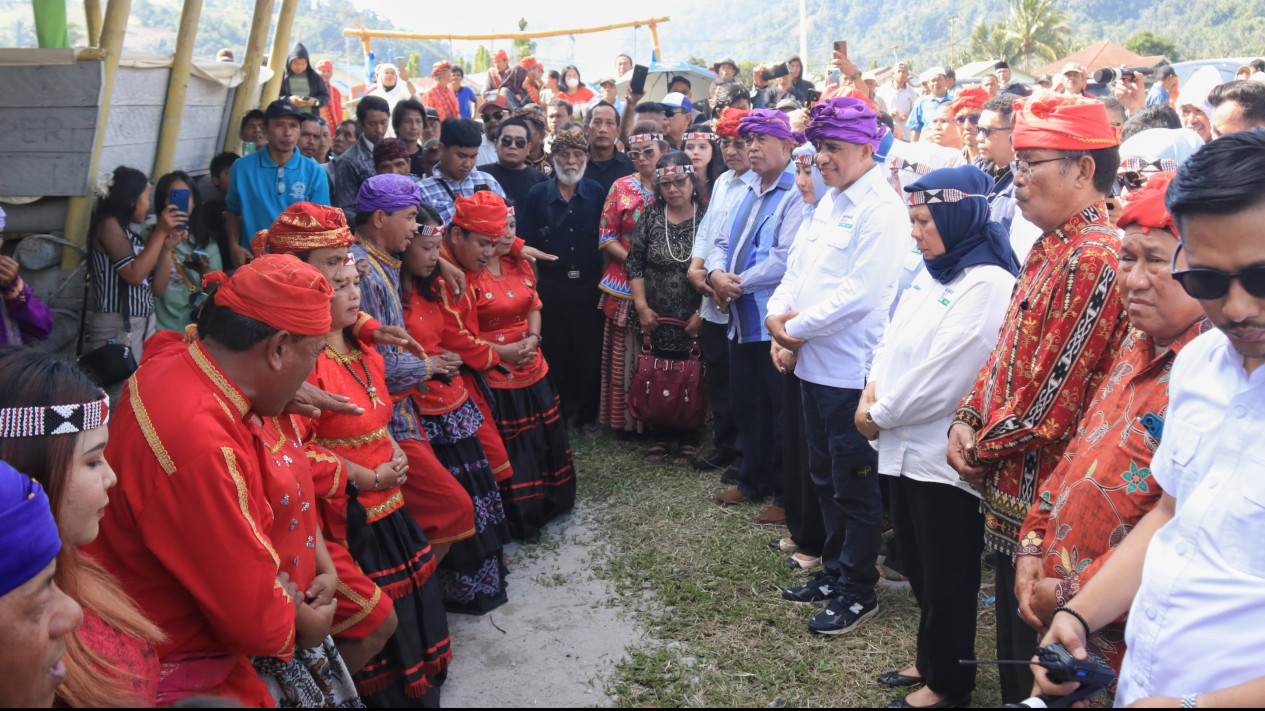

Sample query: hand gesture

[284,381,365,419]
[519,245,558,264]
[946,423,987,487]
[437,258,467,295]
[430,350,463,377]
[831,50,859,80]
[373,324,426,358]
[374,456,408,489]
[687,265,714,297]
[684,312,702,338]
[230,242,253,268]
[1112,68,1146,114]
[0,255,19,290]
[1031,614,1092,700]
[276,571,300,602]
[306,572,337,608]
[710,271,744,304]
[765,311,805,350]
[638,306,659,333]
[154,204,188,240]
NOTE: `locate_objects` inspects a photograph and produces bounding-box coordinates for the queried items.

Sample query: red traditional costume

[89,256,353,708]
[422,61,460,122]
[1016,174,1206,677]
[473,251,577,541]
[952,95,1131,556]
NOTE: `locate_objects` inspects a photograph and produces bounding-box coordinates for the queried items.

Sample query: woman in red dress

[303,262,454,703]
[401,205,511,614]
[472,207,577,542]
[0,348,163,707]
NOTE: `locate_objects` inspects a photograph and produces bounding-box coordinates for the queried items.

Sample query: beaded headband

[627,133,666,145]
[507,206,516,217]
[418,223,443,237]
[0,394,110,438]
[682,131,715,142]
[657,164,695,177]
[1119,157,1179,174]
[906,188,987,206]
[895,158,933,175]
[793,153,815,167]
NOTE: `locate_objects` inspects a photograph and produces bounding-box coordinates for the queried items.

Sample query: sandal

[671,445,700,467]
[643,443,670,464]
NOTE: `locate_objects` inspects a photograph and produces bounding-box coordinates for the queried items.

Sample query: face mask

[566,77,580,90]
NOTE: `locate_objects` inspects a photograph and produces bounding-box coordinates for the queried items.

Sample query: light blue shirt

[692,168,758,324]
[226,148,330,248]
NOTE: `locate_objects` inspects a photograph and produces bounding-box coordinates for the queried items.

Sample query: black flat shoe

[693,446,739,471]
[877,671,924,688]
[885,693,971,708]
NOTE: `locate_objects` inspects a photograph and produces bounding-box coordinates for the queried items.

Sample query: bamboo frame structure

[151,0,202,178]
[342,16,669,61]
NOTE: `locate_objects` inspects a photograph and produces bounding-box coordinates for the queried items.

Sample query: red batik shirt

[436,243,503,373]
[1015,320,1210,672]
[473,254,547,389]
[954,202,1130,555]
[402,285,472,415]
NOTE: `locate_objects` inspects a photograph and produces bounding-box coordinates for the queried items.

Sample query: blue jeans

[801,381,881,602]
[728,339,783,498]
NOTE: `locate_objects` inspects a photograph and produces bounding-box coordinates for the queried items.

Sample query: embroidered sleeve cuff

[952,407,983,431]
[1015,530,1044,557]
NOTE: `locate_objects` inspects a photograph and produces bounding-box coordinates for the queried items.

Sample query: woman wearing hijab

[367,62,416,134]
[855,165,1018,709]
[498,65,532,110]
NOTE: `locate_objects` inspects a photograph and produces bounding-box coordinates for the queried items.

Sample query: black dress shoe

[885,692,971,708]
[877,670,924,688]
[693,446,739,471]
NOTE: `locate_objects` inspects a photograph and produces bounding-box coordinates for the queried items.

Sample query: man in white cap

[660,92,694,149]
[906,67,950,142]
[1059,62,1093,98]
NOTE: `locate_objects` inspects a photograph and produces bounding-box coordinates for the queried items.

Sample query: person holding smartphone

[150,171,229,334]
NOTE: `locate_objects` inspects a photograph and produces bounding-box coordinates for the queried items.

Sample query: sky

[350,0,700,78]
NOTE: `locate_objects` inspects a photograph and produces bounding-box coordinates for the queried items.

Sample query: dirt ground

[440,506,644,708]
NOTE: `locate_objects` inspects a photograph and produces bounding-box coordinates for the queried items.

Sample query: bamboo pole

[152,0,202,179]
[223,0,276,153]
[84,0,102,46]
[649,22,663,62]
[340,16,669,42]
[260,0,299,106]
[61,0,132,268]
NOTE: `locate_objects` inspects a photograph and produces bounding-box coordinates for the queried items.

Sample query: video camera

[962,644,1116,709]
[1093,66,1155,84]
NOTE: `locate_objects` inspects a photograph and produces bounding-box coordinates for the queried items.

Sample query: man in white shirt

[876,62,918,140]
[1034,130,1265,707]
[766,97,908,636]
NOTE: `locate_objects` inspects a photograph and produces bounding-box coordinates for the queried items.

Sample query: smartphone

[806,89,822,106]
[761,62,791,82]
[630,64,649,95]
[395,56,407,70]
[833,40,848,57]
[169,188,190,229]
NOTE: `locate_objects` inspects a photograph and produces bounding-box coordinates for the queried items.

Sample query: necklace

[662,203,698,264]
[325,346,383,408]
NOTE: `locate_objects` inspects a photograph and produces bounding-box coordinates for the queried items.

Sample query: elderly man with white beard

[517,123,609,433]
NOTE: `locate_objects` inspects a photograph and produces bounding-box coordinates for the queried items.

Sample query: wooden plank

[99,142,157,177]
[0,108,98,151]
[185,75,230,107]
[103,104,163,146]
[0,62,103,108]
[110,67,171,106]
[0,153,92,196]
[173,137,221,175]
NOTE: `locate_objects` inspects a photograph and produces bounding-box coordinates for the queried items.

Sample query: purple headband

[738,109,794,141]
[804,97,887,152]
[356,173,423,214]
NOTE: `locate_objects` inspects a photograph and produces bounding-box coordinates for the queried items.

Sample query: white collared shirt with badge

[767,163,909,389]
[868,263,1014,493]
[1116,328,1265,705]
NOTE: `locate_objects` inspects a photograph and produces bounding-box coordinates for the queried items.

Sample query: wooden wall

[0,61,103,197]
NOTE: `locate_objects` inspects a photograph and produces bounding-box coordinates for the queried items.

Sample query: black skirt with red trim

[352,507,451,707]
[489,375,577,543]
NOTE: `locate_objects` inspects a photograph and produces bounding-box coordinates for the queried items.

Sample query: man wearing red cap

[483,49,511,94]
[947,94,1129,703]
[91,255,343,707]
[1013,172,1209,684]
[950,86,990,164]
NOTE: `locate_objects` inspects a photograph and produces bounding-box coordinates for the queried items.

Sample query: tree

[473,45,491,73]
[968,20,1018,65]
[1125,31,1180,62]
[512,18,537,61]
[686,55,709,68]
[407,52,420,78]
[1002,0,1071,73]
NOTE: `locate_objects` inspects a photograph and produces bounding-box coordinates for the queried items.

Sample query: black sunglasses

[662,109,678,118]
[483,110,505,121]
[976,125,1011,139]
[499,136,528,148]
[1170,243,1265,300]
[954,114,981,126]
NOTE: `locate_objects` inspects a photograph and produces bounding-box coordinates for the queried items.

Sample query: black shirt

[583,151,635,197]
[518,177,606,282]
[477,162,547,210]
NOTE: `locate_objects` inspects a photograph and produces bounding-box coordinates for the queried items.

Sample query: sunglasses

[955,114,982,126]
[627,149,658,160]
[499,136,528,148]
[718,138,747,149]
[662,109,678,118]
[483,110,505,121]
[1170,243,1265,300]
[658,177,691,190]
[1112,171,1148,196]
[976,125,1012,139]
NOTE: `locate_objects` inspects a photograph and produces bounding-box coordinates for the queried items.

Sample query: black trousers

[889,476,985,699]
[782,372,824,557]
[728,339,784,498]
[699,320,738,455]
[538,278,604,427]
[991,551,1038,704]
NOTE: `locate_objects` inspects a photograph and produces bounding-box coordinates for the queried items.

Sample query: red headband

[1118,171,1178,238]
[1012,94,1119,151]
[203,254,333,336]
[451,191,508,237]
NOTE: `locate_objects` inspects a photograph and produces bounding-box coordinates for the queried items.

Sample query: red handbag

[628,318,708,430]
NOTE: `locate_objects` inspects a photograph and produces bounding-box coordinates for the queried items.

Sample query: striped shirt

[91,220,154,317]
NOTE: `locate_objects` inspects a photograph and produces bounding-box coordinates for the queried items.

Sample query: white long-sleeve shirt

[767,163,909,389]
[868,264,1015,493]
[1117,328,1265,705]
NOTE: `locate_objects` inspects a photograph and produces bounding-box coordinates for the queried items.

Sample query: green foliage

[473,45,491,74]
[512,18,536,61]
[406,51,419,78]
[968,20,1019,64]
[686,55,709,67]
[1125,30,1180,62]
[1003,0,1071,73]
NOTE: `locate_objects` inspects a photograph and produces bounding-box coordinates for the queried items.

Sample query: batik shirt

[954,202,1130,555]
[1015,320,1209,672]
[597,175,654,300]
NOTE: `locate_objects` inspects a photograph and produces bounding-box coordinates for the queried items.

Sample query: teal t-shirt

[150,236,224,333]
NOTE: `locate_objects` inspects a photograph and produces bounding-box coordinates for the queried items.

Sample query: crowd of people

[2,37,1265,710]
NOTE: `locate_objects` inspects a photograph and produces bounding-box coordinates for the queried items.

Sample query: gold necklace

[325,346,383,408]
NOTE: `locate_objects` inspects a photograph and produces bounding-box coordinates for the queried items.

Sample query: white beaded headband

[0,394,110,437]
[906,188,987,206]
[657,164,695,177]
[628,133,666,145]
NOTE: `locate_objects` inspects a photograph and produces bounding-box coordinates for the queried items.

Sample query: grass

[569,428,1005,708]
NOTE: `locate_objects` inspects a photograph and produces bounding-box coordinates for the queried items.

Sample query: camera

[760,62,791,82]
[1093,66,1154,84]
